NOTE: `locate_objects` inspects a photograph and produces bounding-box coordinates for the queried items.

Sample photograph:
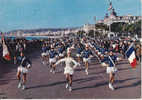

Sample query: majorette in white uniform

[55,57,79,75]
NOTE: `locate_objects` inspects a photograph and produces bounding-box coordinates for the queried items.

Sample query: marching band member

[105,51,121,90]
[17,52,31,90]
[41,44,48,65]
[58,44,65,59]
[49,45,58,74]
[100,54,108,67]
[76,44,83,63]
[54,50,80,92]
[82,44,93,75]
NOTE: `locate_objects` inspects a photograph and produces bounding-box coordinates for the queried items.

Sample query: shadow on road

[117,62,129,65]
[27,75,102,90]
[0,93,7,99]
[115,80,141,90]
[114,77,137,84]
[118,67,132,71]
[26,74,139,92]
[0,63,16,86]
[74,75,102,84]
[72,77,139,91]
[72,81,108,91]
[75,66,104,72]
[0,78,17,85]
[26,80,66,89]
[0,93,5,95]
[89,70,106,75]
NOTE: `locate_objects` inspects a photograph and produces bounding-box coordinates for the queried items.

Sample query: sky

[0,0,141,32]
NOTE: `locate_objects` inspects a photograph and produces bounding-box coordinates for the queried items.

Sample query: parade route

[0,51,141,99]
[0,0,141,99]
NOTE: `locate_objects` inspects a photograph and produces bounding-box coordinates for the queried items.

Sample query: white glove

[78,63,81,66]
[27,64,31,68]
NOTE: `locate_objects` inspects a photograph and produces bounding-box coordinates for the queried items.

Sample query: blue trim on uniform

[49,50,58,58]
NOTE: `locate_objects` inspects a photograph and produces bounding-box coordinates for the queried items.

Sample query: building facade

[97,4,141,25]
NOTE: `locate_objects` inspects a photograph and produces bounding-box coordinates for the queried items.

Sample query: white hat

[85,44,89,48]
[98,52,101,55]
[51,45,54,48]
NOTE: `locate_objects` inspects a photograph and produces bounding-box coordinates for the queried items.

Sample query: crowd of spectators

[0,38,42,64]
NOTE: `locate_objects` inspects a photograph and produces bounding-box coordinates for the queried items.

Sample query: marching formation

[38,36,140,92]
[0,35,141,93]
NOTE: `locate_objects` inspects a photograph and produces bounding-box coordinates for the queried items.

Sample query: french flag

[108,2,112,11]
[126,44,137,68]
[1,35,11,61]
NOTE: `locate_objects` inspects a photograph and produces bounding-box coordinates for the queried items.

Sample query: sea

[0,36,61,40]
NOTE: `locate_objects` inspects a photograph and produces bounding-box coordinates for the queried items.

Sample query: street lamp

[94,16,96,38]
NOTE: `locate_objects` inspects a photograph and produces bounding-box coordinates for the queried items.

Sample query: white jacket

[55,57,79,75]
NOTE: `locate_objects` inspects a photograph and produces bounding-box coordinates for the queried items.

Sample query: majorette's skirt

[49,57,56,64]
[64,67,74,75]
[83,57,91,63]
[106,66,117,74]
[17,66,28,73]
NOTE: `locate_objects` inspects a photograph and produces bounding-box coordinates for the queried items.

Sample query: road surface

[0,51,141,99]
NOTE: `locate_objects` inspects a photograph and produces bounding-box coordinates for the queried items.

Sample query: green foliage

[95,31,100,37]
[111,20,141,37]
[111,22,125,33]
[95,23,109,31]
[77,30,85,38]
[88,30,94,37]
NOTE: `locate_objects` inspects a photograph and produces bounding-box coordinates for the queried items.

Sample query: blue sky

[0,0,141,32]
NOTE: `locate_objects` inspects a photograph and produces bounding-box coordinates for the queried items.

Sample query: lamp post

[94,16,96,37]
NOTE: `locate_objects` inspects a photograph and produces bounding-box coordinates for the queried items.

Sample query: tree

[111,22,125,33]
[88,30,94,37]
[110,20,141,37]
[95,23,109,31]
[95,31,100,37]
[77,30,85,38]
[133,20,141,37]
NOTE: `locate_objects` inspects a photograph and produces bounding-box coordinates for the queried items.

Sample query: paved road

[0,51,141,99]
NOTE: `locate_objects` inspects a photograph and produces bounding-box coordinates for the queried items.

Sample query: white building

[82,24,96,33]
[97,7,141,25]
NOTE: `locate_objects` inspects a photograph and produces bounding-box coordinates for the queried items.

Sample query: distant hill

[7,27,80,34]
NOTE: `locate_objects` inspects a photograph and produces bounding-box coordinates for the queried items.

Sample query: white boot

[66,83,69,89]
[109,83,114,90]
[18,82,22,88]
[85,69,88,75]
[50,69,53,73]
[22,85,26,90]
[52,70,55,74]
[69,86,72,92]
[42,61,45,65]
